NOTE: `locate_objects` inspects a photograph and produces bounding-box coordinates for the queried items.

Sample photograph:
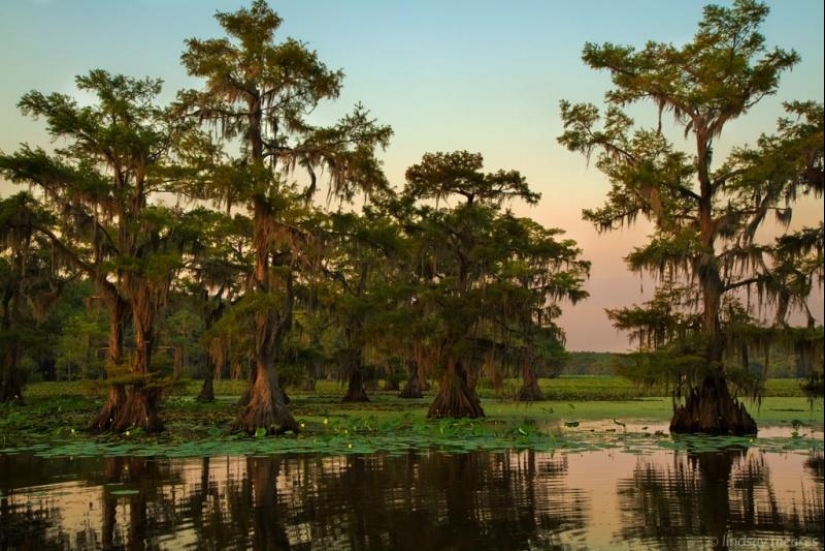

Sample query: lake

[1,430,822,550]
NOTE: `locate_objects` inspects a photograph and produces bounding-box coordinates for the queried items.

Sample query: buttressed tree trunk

[399,360,424,399]
[91,294,128,431]
[669,240,757,435]
[670,366,757,436]
[669,346,758,434]
[197,299,225,403]
[111,284,163,433]
[197,370,215,402]
[233,355,297,435]
[427,359,484,419]
[342,348,369,402]
[232,237,298,434]
[517,363,546,402]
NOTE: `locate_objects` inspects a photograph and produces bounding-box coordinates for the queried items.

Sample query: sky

[1,0,823,352]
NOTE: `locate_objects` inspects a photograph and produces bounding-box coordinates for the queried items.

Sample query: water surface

[0,443,822,550]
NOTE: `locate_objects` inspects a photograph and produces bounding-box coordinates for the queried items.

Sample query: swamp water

[0,426,822,550]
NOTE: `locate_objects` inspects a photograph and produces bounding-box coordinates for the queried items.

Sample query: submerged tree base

[341,364,370,402]
[91,385,163,434]
[399,373,424,399]
[233,397,299,435]
[90,385,126,432]
[427,366,485,419]
[670,374,757,436]
[516,382,546,402]
[341,369,369,402]
[116,388,164,433]
[342,388,370,403]
[233,368,299,435]
[196,377,215,403]
[517,366,547,402]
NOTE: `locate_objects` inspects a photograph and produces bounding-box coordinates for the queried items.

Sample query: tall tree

[0,71,199,431]
[403,151,586,417]
[180,0,391,434]
[559,0,823,434]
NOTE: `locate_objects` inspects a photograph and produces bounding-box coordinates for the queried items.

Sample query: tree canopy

[559,0,823,434]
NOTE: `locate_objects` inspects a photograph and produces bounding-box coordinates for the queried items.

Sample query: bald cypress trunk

[427,360,484,418]
[342,348,369,402]
[233,355,298,434]
[102,285,164,433]
[91,295,129,431]
[517,364,546,402]
[197,374,215,402]
[399,360,424,399]
[234,222,298,433]
[197,300,224,403]
[669,187,757,436]
[670,367,757,435]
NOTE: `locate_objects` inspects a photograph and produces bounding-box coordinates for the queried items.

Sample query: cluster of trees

[0,1,588,434]
[0,0,822,436]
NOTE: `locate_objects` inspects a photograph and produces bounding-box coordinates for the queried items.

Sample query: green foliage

[399,151,589,389]
[565,352,617,376]
[559,0,823,412]
[404,151,540,207]
[56,313,107,380]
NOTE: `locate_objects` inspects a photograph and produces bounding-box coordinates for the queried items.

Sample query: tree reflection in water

[280,451,587,550]
[0,448,821,550]
[617,447,824,550]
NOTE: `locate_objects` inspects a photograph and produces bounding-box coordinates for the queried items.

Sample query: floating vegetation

[1,415,820,460]
[1,391,822,460]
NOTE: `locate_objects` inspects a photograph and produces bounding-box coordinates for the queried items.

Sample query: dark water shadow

[0,447,821,550]
[616,447,824,550]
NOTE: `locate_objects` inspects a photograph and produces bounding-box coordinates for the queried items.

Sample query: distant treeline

[565,351,809,379]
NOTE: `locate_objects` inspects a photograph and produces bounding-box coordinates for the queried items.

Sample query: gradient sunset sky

[1,0,823,351]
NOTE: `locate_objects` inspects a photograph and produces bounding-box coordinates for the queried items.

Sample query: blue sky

[1,0,823,351]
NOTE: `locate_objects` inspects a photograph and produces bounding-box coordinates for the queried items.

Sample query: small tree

[318,207,406,402]
[559,0,823,434]
[492,217,589,401]
[403,151,586,416]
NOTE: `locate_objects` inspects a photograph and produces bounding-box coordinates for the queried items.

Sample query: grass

[23,375,812,400]
[1,377,820,459]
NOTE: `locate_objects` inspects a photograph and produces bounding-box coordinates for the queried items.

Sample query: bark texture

[516,383,546,402]
[399,361,424,399]
[91,384,127,432]
[670,371,757,435]
[233,359,298,435]
[342,350,369,402]
[427,360,484,418]
[516,365,546,402]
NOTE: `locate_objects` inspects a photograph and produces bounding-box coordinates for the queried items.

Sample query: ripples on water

[0,447,822,550]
